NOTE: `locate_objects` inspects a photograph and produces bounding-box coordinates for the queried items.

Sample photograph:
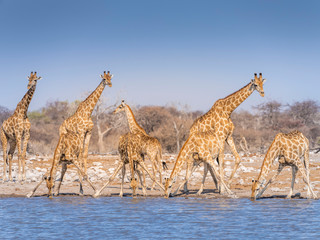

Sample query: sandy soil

[0,152,320,199]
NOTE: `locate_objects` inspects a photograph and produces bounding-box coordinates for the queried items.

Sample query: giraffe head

[251,179,265,201]
[250,73,266,97]
[46,176,55,198]
[27,71,42,89]
[113,100,126,114]
[130,177,138,193]
[100,70,113,87]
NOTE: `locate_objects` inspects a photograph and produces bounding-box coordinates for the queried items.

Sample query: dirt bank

[1,152,320,199]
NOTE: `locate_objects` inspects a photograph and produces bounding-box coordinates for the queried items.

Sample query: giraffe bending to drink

[113,100,165,188]
[27,130,97,198]
[251,130,317,200]
[93,132,165,197]
[1,72,42,182]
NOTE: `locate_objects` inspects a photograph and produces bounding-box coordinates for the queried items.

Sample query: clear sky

[0,0,319,112]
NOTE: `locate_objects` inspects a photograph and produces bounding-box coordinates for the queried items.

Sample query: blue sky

[0,0,319,112]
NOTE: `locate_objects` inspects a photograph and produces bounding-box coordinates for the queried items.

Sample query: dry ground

[0,152,320,199]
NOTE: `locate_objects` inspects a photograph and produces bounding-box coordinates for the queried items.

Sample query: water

[0,197,319,239]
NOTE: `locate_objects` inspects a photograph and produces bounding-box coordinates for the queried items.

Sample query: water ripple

[0,197,319,239]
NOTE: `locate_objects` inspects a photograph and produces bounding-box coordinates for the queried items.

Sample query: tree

[287,100,319,126]
[254,101,282,130]
[0,105,12,124]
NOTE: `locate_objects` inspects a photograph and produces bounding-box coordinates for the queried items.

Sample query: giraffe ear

[100,74,103,78]
[262,78,266,83]
[38,76,42,80]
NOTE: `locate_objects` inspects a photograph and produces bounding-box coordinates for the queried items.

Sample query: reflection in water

[0,197,319,239]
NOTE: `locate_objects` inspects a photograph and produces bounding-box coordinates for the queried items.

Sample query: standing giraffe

[26,130,97,198]
[251,130,317,200]
[59,70,113,174]
[164,130,233,197]
[113,100,165,188]
[1,72,42,182]
[182,73,266,193]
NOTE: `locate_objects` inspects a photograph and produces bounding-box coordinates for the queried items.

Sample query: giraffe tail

[158,148,168,170]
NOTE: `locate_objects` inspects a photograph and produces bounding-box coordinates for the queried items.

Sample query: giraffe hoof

[26,192,33,198]
[92,193,99,198]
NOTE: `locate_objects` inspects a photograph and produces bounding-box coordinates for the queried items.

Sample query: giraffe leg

[16,135,23,183]
[21,131,30,182]
[173,162,197,196]
[119,163,126,197]
[205,155,233,196]
[157,152,163,186]
[93,161,124,197]
[295,160,317,199]
[151,155,163,190]
[137,168,147,196]
[1,129,8,182]
[197,163,209,195]
[226,136,241,186]
[55,163,67,196]
[218,146,226,194]
[303,150,311,197]
[138,160,165,192]
[183,156,192,192]
[73,161,97,193]
[256,164,284,199]
[26,173,48,198]
[208,163,219,190]
[151,157,157,190]
[287,165,298,199]
[82,131,92,175]
[7,139,17,182]
[78,168,84,196]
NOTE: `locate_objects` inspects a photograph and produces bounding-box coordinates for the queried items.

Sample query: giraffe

[1,72,42,182]
[59,70,113,174]
[164,130,233,198]
[184,73,266,193]
[93,132,165,197]
[113,100,165,188]
[26,130,97,198]
[251,130,317,200]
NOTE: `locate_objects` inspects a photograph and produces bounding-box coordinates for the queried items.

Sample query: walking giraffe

[251,130,317,200]
[1,72,42,182]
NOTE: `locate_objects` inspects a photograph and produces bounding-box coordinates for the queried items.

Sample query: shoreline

[1,153,320,200]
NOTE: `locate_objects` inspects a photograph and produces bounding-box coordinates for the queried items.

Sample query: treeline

[0,100,319,155]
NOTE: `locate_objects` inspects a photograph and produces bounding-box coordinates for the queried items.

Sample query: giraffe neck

[75,79,106,119]
[257,139,280,183]
[220,82,253,116]
[13,84,36,118]
[169,136,192,182]
[49,135,63,179]
[124,105,147,135]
